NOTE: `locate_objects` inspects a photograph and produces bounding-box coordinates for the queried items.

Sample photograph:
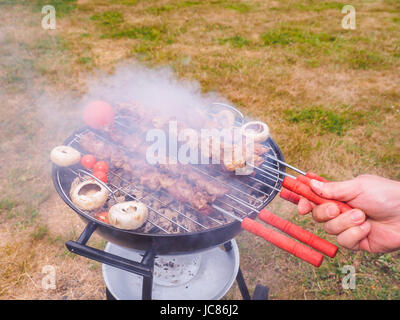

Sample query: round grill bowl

[52,128,285,255]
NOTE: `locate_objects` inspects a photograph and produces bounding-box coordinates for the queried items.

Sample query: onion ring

[240,121,270,143]
[108,201,148,230]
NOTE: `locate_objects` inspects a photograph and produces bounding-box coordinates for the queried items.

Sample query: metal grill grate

[55,122,284,235]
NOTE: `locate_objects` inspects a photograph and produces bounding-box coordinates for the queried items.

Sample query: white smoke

[80,62,230,120]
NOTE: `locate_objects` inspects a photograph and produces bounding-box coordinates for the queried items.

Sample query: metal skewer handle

[213,205,324,267]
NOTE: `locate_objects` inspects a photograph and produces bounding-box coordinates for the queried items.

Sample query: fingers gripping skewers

[255,163,353,213]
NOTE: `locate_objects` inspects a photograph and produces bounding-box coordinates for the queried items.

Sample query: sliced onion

[70,180,109,211]
[108,201,148,230]
[50,146,81,167]
[240,121,270,143]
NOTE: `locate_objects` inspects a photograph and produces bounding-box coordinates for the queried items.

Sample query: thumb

[310,179,361,202]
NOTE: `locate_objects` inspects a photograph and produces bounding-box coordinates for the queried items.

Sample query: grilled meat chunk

[79,132,112,159]
[140,170,162,191]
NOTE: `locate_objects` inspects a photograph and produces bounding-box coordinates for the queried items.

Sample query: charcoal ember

[158,209,200,233]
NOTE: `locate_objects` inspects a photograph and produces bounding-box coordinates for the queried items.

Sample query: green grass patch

[378,150,400,166]
[0,199,18,212]
[105,25,165,41]
[261,27,336,46]
[34,0,77,17]
[33,36,69,54]
[23,205,39,224]
[384,0,400,9]
[345,49,388,70]
[284,106,364,136]
[221,1,252,13]
[31,224,49,240]
[299,1,343,12]
[110,0,139,4]
[77,56,92,65]
[269,1,343,12]
[218,35,250,48]
[89,10,167,43]
[90,11,124,27]
[146,1,201,14]
[0,0,28,5]
[261,25,398,70]
[392,17,400,23]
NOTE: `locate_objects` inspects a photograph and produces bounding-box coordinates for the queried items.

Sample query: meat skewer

[78,132,218,214]
[80,130,230,198]
[108,104,269,171]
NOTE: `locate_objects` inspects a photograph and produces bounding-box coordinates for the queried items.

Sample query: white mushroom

[50,145,81,167]
[108,201,148,230]
[70,180,109,211]
[240,121,270,143]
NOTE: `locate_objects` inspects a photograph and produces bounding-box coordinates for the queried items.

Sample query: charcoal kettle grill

[52,102,337,299]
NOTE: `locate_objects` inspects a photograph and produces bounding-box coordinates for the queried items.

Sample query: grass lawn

[0,0,399,299]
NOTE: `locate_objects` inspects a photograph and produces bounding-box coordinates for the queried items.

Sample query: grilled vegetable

[94,211,109,224]
[83,101,114,129]
[81,154,97,169]
[93,170,108,183]
[109,201,148,230]
[50,146,81,167]
[93,161,109,173]
[70,180,109,211]
[240,121,270,143]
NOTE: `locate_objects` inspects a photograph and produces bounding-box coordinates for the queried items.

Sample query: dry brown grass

[1,0,399,300]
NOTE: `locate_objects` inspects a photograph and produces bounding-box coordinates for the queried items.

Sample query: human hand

[297,175,400,253]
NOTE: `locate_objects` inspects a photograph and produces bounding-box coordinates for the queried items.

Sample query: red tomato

[93,161,109,173]
[83,101,114,129]
[94,211,109,224]
[81,154,97,169]
[93,170,108,183]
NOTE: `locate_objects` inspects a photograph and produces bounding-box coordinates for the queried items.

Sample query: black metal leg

[252,284,269,300]
[106,288,116,300]
[236,267,251,300]
[225,240,251,300]
[227,240,269,300]
[72,226,268,301]
[224,241,233,252]
[140,248,156,300]
[67,222,156,300]
[141,276,153,300]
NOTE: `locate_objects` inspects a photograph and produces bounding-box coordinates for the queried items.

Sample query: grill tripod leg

[106,287,116,300]
[223,241,251,300]
[236,267,251,300]
[224,241,269,300]
[253,284,269,300]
